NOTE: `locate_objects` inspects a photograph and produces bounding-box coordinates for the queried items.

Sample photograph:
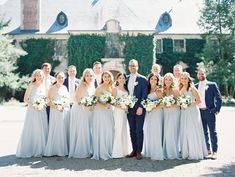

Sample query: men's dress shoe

[126,151,137,158]
[136,152,143,160]
[211,152,217,160]
[205,150,212,159]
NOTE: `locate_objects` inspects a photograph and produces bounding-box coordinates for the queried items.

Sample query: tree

[0,21,28,102]
[198,0,235,97]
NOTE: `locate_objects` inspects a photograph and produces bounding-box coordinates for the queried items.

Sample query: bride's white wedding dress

[112,89,130,158]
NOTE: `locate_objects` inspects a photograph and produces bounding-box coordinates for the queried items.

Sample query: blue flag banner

[155,12,172,33]
[91,0,99,6]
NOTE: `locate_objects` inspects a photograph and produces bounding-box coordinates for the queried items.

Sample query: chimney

[21,0,40,30]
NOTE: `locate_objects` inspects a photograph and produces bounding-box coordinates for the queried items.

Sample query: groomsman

[92,61,102,88]
[151,63,162,76]
[151,63,163,86]
[173,64,183,87]
[195,68,222,160]
[126,59,148,160]
[42,63,55,95]
[41,62,55,122]
[63,65,80,105]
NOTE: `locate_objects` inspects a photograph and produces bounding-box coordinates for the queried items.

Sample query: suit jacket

[63,77,80,91]
[126,73,148,113]
[195,80,222,114]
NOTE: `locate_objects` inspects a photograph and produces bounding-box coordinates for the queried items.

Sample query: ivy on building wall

[156,38,205,78]
[67,34,106,77]
[17,38,59,76]
[122,34,154,76]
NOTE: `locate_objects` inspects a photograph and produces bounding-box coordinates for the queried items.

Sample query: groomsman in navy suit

[126,59,148,160]
[42,62,56,122]
[195,68,222,160]
[92,61,102,88]
[63,65,80,105]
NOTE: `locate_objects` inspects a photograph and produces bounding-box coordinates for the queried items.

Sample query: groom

[126,59,148,160]
[195,68,222,160]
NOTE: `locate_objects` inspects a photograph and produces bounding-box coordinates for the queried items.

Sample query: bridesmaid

[44,72,70,157]
[143,73,164,160]
[16,69,48,158]
[69,68,95,158]
[162,73,180,159]
[179,72,208,160]
[112,73,130,158]
[91,71,115,160]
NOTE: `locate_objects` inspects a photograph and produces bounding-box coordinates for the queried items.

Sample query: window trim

[173,39,186,52]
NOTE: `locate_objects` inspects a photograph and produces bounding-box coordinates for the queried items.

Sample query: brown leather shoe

[208,150,212,155]
[126,151,137,158]
[136,152,143,160]
[211,152,217,160]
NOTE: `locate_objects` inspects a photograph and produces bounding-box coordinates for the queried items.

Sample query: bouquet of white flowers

[141,99,159,112]
[161,95,176,107]
[177,94,193,109]
[80,95,97,107]
[116,95,138,110]
[32,96,48,111]
[98,92,115,105]
[53,95,70,112]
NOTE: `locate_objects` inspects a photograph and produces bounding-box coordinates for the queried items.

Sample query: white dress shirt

[128,73,137,95]
[198,80,207,108]
[44,75,52,95]
[95,74,102,86]
[69,77,76,103]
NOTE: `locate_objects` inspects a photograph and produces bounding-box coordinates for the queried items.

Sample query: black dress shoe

[126,151,137,158]
[136,152,143,160]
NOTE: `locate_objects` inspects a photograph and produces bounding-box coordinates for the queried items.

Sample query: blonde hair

[81,68,94,84]
[163,73,176,95]
[100,71,114,86]
[129,59,138,66]
[31,69,44,83]
[179,72,193,91]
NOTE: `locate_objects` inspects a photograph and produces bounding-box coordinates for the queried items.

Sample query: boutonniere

[205,85,209,90]
[134,81,138,86]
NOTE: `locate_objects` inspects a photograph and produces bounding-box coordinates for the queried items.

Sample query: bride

[112,73,130,158]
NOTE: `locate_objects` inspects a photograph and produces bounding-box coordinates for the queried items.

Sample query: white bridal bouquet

[116,95,138,110]
[53,95,70,112]
[141,99,159,112]
[80,95,97,107]
[161,95,176,107]
[98,92,115,105]
[32,96,48,111]
[177,94,193,109]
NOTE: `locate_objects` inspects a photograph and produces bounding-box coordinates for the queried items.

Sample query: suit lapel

[133,74,139,95]
[126,75,130,92]
[65,78,69,91]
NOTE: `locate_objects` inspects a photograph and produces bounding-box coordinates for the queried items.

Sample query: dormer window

[56,12,68,26]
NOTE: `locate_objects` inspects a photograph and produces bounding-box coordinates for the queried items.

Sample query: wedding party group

[16,59,222,161]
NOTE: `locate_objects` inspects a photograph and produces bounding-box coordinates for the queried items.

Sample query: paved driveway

[0,105,235,177]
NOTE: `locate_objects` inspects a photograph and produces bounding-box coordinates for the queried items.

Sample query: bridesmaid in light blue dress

[16,69,48,158]
[179,72,208,160]
[143,73,164,160]
[44,72,70,157]
[69,68,95,158]
[162,73,180,159]
[91,71,114,160]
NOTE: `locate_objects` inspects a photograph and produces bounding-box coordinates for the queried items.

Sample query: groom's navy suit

[195,80,222,153]
[126,74,148,153]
